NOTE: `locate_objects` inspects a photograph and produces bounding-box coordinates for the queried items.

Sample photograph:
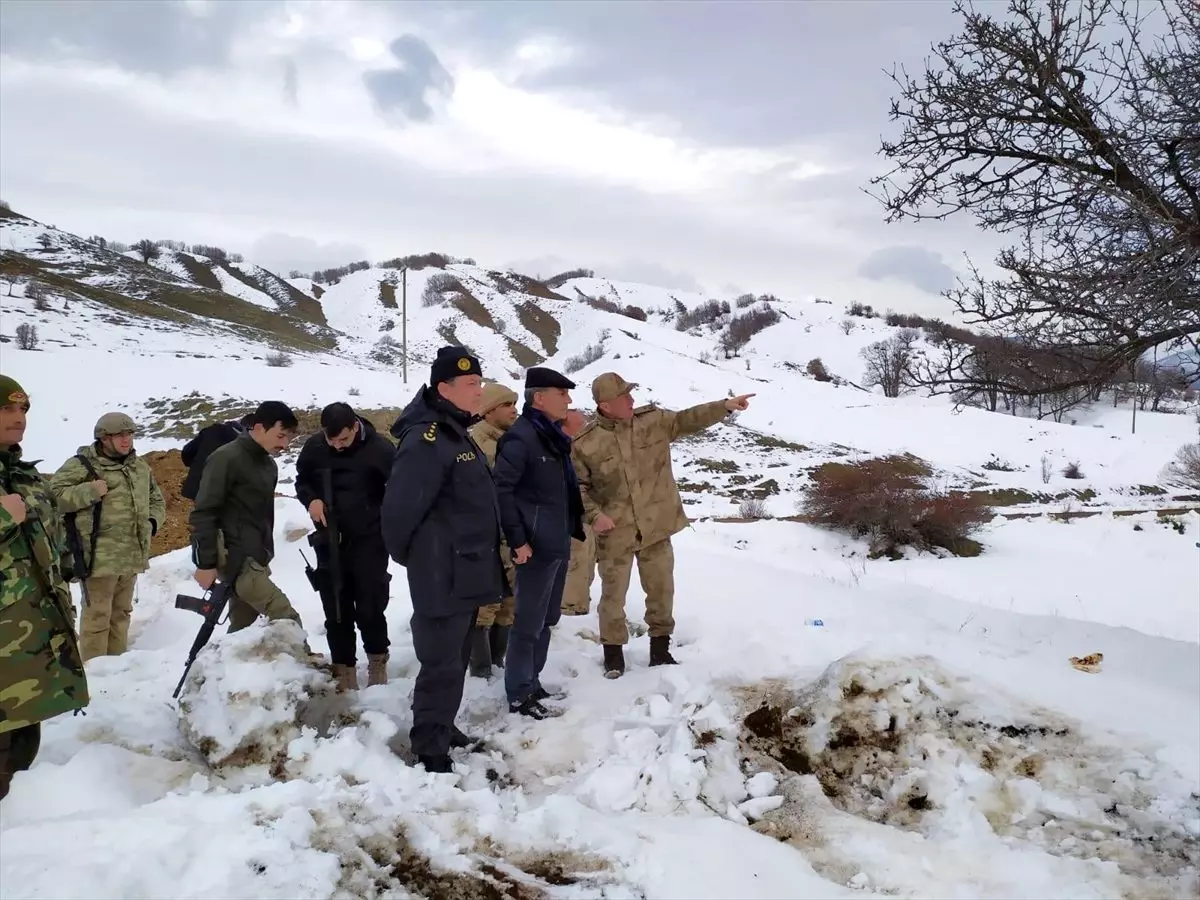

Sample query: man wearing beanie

[383,347,508,773]
[491,366,585,719]
[49,412,167,661]
[467,382,520,678]
[0,376,89,800]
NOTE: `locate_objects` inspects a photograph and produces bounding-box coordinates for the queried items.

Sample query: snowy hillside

[1,209,1198,899]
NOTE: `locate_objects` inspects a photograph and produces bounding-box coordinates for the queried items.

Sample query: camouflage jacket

[468,419,515,585]
[0,445,89,735]
[49,444,166,577]
[571,400,729,550]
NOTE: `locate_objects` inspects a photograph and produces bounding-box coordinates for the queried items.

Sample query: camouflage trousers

[79,573,137,662]
[0,723,41,801]
[561,528,596,615]
[596,530,675,647]
[216,540,302,632]
[475,553,516,628]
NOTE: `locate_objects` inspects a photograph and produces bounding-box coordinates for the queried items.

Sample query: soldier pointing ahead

[571,372,753,678]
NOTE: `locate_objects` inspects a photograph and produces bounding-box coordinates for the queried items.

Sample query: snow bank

[177,620,339,771]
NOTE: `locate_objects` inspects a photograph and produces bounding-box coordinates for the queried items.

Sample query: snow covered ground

[2,221,1199,898]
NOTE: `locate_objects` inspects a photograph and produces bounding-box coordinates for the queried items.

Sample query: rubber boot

[649,635,678,667]
[333,664,359,692]
[603,644,625,679]
[489,624,510,668]
[366,653,389,687]
[469,627,493,679]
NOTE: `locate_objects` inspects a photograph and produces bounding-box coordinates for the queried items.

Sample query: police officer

[382,346,507,774]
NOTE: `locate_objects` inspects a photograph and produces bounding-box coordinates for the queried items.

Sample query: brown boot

[366,653,389,687]
[333,664,359,692]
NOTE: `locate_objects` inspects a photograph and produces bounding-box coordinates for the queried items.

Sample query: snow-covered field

[2,216,1199,898]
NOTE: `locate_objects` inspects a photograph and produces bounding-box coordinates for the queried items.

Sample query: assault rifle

[302,469,343,624]
[172,580,234,699]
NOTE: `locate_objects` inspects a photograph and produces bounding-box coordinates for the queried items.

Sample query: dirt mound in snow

[144,449,193,556]
[178,620,347,773]
[738,655,1200,895]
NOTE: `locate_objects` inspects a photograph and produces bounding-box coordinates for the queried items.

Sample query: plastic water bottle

[805,618,824,627]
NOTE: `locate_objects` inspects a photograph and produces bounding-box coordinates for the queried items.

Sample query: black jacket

[189,433,278,573]
[381,387,507,617]
[493,413,585,560]
[180,420,246,500]
[294,417,393,542]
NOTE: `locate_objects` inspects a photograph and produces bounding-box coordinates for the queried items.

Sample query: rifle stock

[172,581,233,699]
[319,468,343,624]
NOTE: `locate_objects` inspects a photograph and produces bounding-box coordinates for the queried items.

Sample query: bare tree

[133,239,161,263]
[15,323,38,350]
[871,0,1200,399]
[862,329,919,398]
[1162,443,1200,490]
[1135,359,1189,411]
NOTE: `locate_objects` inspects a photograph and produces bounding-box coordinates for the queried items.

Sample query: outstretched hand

[725,393,755,412]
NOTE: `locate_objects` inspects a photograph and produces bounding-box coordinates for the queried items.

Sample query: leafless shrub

[1040,454,1053,484]
[371,335,403,365]
[1162,443,1200,491]
[840,319,855,335]
[423,273,464,307]
[564,340,606,374]
[735,293,757,308]
[721,305,782,356]
[15,323,39,350]
[1062,460,1084,480]
[806,358,832,382]
[738,498,770,519]
[676,299,730,331]
[803,456,989,557]
[543,268,594,289]
[847,301,878,318]
[265,351,293,368]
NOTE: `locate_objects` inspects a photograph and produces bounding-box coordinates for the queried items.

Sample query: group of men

[0,348,751,788]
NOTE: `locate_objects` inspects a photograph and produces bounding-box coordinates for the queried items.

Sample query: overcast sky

[0,0,1002,318]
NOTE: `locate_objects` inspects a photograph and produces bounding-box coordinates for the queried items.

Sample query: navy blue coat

[381,388,508,618]
[492,414,585,561]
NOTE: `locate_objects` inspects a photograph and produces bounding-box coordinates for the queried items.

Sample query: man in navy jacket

[492,366,585,719]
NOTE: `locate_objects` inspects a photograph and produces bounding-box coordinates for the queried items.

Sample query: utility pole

[401,266,408,384]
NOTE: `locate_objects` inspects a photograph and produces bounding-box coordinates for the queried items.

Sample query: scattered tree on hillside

[288,269,304,279]
[133,239,160,263]
[542,268,594,289]
[862,329,920,398]
[87,235,108,251]
[25,281,51,311]
[312,260,370,284]
[190,244,230,264]
[35,233,54,251]
[15,323,38,351]
[807,357,833,382]
[1162,443,1200,490]
[1134,359,1190,411]
[0,199,9,211]
[871,0,1200,400]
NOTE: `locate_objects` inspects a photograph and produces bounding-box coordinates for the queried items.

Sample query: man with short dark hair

[189,401,304,633]
[493,367,585,719]
[295,402,395,691]
[382,347,507,773]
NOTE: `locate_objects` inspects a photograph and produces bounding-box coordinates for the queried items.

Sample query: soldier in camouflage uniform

[0,375,89,801]
[50,412,167,661]
[571,372,753,678]
[560,408,596,615]
[467,382,519,677]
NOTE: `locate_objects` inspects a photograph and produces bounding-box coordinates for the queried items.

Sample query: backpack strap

[66,453,104,576]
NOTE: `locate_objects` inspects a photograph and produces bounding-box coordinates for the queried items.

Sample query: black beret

[525,366,576,391]
[430,346,482,385]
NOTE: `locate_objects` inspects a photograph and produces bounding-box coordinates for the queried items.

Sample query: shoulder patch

[421,423,438,443]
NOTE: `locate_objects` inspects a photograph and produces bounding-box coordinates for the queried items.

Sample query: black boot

[603,644,625,679]
[449,725,481,750]
[418,754,453,774]
[649,635,678,667]
[468,627,492,679]
[489,625,510,668]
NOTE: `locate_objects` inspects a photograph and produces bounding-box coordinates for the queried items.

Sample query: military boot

[366,653,389,687]
[489,624,510,668]
[333,664,359,692]
[603,644,625,679]
[469,627,493,678]
[649,636,678,667]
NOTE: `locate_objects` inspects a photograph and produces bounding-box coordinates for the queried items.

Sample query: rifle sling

[63,453,103,578]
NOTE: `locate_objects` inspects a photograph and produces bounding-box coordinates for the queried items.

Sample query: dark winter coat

[189,433,279,573]
[381,388,507,618]
[294,417,393,542]
[493,411,585,560]
[180,420,247,500]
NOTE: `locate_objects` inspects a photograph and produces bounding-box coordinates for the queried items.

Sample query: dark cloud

[858,245,958,296]
[363,35,454,123]
[0,0,249,75]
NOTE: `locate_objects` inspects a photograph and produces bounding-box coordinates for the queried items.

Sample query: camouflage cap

[94,411,137,439]
[479,382,518,415]
[592,372,638,404]
[0,375,29,409]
